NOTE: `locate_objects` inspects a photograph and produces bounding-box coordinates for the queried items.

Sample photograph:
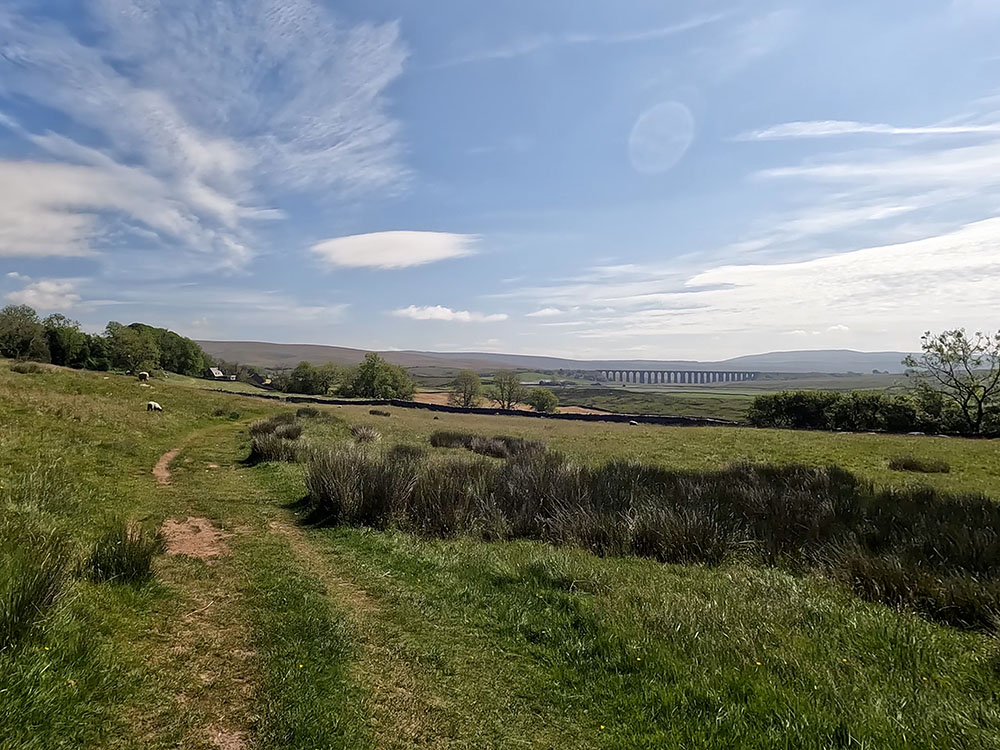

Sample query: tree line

[749,329,1000,435]
[0,304,208,376]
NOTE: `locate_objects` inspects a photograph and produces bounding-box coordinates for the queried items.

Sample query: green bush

[748,391,924,433]
[527,387,559,413]
[83,521,160,585]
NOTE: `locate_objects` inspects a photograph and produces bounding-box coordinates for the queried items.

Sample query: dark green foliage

[527,387,559,413]
[888,456,950,474]
[0,304,47,361]
[296,406,320,418]
[429,430,545,458]
[341,353,415,399]
[0,517,71,651]
[303,446,1000,631]
[368,409,391,417]
[748,390,927,432]
[82,522,160,585]
[281,361,341,395]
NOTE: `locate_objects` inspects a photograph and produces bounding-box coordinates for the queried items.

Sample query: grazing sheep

[147,401,163,412]
[138,371,150,382]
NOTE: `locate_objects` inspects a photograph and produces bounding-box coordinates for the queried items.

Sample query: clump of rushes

[83,521,161,585]
[302,445,1000,632]
[247,415,304,464]
[10,361,47,374]
[296,407,320,418]
[350,424,381,444]
[888,455,950,474]
[369,409,391,417]
[0,517,71,650]
[429,430,545,458]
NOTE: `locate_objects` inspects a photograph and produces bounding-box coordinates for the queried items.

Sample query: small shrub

[212,407,228,417]
[83,521,161,585]
[248,412,296,438]
[369,409,391,417]
[350,424,381,444]
[10,361,47,374]
[0,518,71,650]
[228,411,241,420]
[248,433,300,463]
[274,423,304,441]
[888,456,950,474]
[296,406,320,419]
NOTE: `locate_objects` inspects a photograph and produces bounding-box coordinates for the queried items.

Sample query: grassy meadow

[2,361,1000,748]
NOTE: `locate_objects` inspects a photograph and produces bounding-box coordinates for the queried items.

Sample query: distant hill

[198,340,912,375]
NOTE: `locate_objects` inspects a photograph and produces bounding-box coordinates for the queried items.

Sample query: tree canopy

[905,328,1000,434]
[487,370,526,410]
[448,370,483,408]
[343,353,415,399]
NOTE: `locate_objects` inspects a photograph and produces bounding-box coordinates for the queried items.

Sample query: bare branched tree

[904,329,1000,433]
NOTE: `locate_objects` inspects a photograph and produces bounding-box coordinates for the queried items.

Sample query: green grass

[2,360,1000,747]
[553,386,753,420]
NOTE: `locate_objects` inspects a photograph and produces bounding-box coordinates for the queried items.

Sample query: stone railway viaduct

[599,370,759,384]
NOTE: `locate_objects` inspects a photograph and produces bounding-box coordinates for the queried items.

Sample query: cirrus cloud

[311,231,478,269]
[392,305,508,323]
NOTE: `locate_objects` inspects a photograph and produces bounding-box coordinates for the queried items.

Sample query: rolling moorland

[3,361,1000,748]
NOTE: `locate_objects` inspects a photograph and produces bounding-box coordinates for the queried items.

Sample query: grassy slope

[2,363,1000,747]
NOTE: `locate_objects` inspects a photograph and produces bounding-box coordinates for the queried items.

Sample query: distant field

[4,361,1000,747]
[553,386,752,421]
[163,371,273,394]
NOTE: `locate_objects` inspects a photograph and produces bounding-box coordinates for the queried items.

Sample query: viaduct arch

[598,370,758,384]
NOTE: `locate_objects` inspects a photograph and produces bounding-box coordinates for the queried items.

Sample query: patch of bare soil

[153,447,181,485]
[209,727,248,750]
[161,517,231,561]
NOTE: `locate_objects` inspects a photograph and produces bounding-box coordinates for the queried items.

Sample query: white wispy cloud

[739,119,1000,140]
[6,279,82,310]
[526,307,565,318]
[393,305,508,323]
[499,218,1000,350]
[311,232,478,270]
[0,1,407,264]
[438,13,724,67]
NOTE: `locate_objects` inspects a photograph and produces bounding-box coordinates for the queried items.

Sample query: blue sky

[2,0,1000,360]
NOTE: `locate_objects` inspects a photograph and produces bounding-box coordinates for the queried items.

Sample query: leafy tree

[105,322,160,373]
[905,329,1000,434]
[285,361,342,395]
[487,370,526,410]
[0,304,46,360]
[345,353,415,399]
[43,314,88,368]
[527,387,558,413]
[129,323,205,376]
[448,370,483,408]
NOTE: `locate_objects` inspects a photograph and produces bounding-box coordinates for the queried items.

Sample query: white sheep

[147,401,163,412]
[137,371,150,382]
